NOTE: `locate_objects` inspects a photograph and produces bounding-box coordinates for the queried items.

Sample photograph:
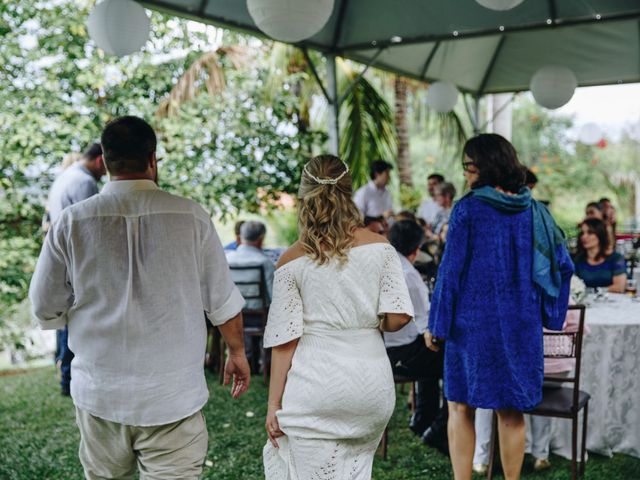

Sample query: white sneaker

[533,457,551,471]
[472,463,488,475]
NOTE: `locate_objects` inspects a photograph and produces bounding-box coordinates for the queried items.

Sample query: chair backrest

[542,304,586,412]
[229,264,269,316]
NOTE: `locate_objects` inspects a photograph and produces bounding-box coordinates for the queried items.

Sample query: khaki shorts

[75,408,208,480]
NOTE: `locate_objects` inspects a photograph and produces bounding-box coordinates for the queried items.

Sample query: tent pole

[327,53,340,155]
[464,95,482,135]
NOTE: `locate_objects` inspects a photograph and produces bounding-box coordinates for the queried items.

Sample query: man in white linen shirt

[29,116,250,480]
[353,160,394,218]
[384,219,448,453]
[417,173,444,228]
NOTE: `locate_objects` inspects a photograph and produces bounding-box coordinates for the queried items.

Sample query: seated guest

[225,220,275,309]
[574,218,626,293]
[427,182,456,241]
[353,160,394,218]
[224,220,245,251]
[364,215,385,235]
[585,202,604,221]
[395,210,418,222]
[418,173,445,228]
[226,220,275,372]
[385,220,448,452]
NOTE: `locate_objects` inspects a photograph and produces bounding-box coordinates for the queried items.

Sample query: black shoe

[408,414,429,438]
[409,422,426,437]
[421,427,449,456]
[61,386,71,397]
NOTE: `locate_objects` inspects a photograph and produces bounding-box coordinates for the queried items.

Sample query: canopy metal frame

[138,0,640,151]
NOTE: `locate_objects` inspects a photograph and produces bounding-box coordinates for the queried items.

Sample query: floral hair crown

[303,161,349,185]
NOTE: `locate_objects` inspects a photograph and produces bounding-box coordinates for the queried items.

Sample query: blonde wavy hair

[298,155,362,265]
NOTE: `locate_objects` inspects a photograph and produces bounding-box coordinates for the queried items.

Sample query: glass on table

[626,278,638,297]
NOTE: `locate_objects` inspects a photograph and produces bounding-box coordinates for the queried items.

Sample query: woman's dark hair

[463,133,527,193]
[525,168,538,186]
[389,220,425,257]
[577,218,609,261]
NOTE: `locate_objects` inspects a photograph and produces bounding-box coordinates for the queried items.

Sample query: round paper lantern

[476,0,525,11]
[530,65,577,109]
[426,81,459,113]
[87,0,150,57]
[578,123,602,145]
[247,0,334,43]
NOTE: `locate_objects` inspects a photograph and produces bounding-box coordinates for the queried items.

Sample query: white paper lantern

[426,81,459,113]
[578,123,602,145]
[87,0,150,57]
[530,65,577,110]
[247,0,334,43]
[476,0,525,11]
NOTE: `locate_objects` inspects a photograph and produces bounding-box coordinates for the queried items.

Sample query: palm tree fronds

[156,46,249,118]
[337,60,396,188]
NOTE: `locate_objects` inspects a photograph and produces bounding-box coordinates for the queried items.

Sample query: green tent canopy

[139,0,640,94]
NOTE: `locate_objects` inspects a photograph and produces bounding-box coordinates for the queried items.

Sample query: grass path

[1,367,639,479]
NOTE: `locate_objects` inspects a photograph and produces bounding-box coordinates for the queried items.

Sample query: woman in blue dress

[426,134,573,480]
[574,217,627,292]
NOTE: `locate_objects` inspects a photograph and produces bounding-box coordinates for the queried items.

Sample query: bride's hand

[266,404,284,448]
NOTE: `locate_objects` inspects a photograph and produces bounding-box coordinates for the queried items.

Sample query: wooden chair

[487,304,590,480]
[218,265,270,385]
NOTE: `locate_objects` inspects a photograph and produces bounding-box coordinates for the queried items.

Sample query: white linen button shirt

[353,180,393,217]
[29,180,244,426]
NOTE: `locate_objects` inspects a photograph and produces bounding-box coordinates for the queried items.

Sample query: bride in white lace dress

[263,155,414,479]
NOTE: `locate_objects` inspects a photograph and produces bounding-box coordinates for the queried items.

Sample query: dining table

[548,293,640,460]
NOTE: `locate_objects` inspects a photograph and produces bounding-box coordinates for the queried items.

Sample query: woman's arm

[609,273,627,293]
[380,313,412,332]
[428,200,470,340]
[265,338,299,447]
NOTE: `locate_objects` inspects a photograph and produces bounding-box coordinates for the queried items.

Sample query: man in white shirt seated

[29,116,250,479]
[385,219,448,453]
[417,173,444,228]
[353,160,394,218]
[225,220,275,372]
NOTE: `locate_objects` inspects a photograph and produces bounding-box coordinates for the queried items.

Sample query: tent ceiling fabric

[139,0,640,95]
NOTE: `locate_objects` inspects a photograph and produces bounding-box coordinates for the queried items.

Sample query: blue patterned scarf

[466,186,565,298]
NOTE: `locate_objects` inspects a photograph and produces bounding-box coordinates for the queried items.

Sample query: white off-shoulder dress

[262,243,414,480]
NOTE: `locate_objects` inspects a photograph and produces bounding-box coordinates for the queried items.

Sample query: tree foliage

[0,0,323,345]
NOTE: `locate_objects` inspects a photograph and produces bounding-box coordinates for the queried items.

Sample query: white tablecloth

[550,294,640,460]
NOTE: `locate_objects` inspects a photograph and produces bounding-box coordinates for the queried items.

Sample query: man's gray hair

[240,221,267,243]
[436,182,457,199]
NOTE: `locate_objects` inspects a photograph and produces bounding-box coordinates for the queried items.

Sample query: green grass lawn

[1,367,639,479]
